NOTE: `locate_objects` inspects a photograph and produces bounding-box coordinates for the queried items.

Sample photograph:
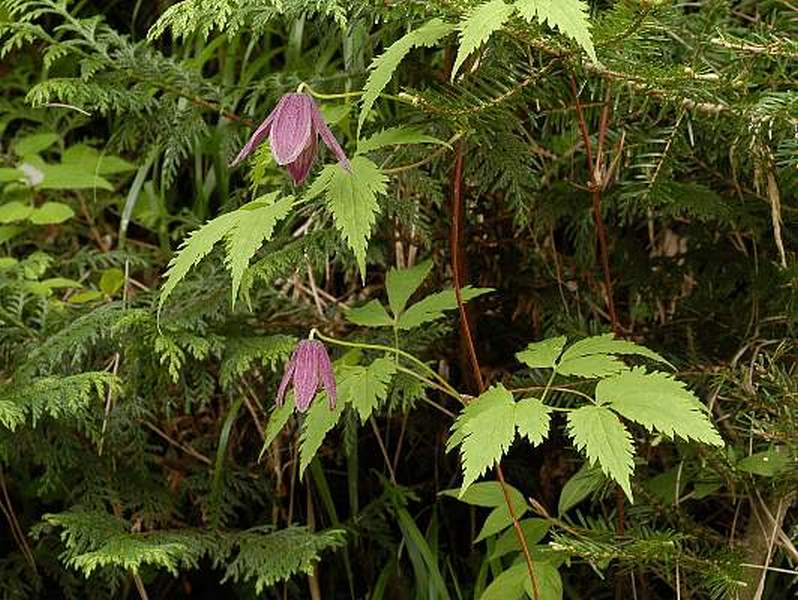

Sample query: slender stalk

[449,140,541,600]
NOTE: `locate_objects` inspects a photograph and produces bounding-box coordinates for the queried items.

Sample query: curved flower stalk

[230,93,351,184]
[275,339,337,412]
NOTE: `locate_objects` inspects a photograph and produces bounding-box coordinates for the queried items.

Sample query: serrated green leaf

[339,358,396,423]
[514,397,550,445]
[597,368,723,446]
[474,497,529,542]
[29,201,75,225]
[299,392,344,478]
[455,384,516,494]
[224,194,293,307]
[261,398,294,453]
[357,127,449,155]
[358,18,454,134]
[556,354,628,378]
[516,336,566,369]
[480,561,526,600]
[346,299,393,327]
[159,211,240,311]
[559,334,670,366]
[385,260,433,318]
[14,132,58,156]
[514,0,596,62]
[440,481,526,508]
[491,518,550,559]
[323,156,387,280]
[398,286,492,330]
[558,463,604,515]
[0,201,33,223]
[452,0,515,80]
[567,405,634,501]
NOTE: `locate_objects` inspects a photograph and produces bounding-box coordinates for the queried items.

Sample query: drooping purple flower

[275,339,337,412]
[230,93,351,184]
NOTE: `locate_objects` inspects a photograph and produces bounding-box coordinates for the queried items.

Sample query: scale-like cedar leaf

[597,368,723,446]
[514,397,551,445]
[340,358,397,422]
[225,194,293,307]
[567,405,634,501]
[514,0,596,62]
[346,299,393,327]
[452,0,515,80]
[398,286,491,330]
[323,156,387,280]
[516,336,567,369]
[454,384,516,494]
[386,259,433,317]
[359,19,454,134]
[159,211,240,311]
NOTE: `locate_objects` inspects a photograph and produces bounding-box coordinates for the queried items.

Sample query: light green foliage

[514,0,596,62]
[556,353,627,378]
[452,0,516,80]
[597,368,723,446]
[490,518,550,559]
[159,195,293,311]
[450,384,517,493]
[299,393,344,477]
[474,498,528,542]
[567,405,635,500]
[346,299,393,327]
[358,18,454,133]
[515,336,567,369]
[357,126,448,155]
[339,358,397,423]
[43,511,343,590]
[482,560,562,600]
[386,260,433,316]
[514,397,551,445]
[558,334,670,367]
[0,372,117,432]
[219,526,346,593]
[440,481,525,508]
[312,157,387,280]
[397,287,491,330]
[224,195,294,306]
[736,447,791,477]
[262,399,294,449]
[347,259,491,331]
[452,0,596,81]
[523,561,563,600]
[219,334,297,389]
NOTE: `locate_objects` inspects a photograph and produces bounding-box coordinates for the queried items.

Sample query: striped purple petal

[310,102,351,172]
[292,340,320,412]
[316,342,337,409]
[275,348,298,407]
[229,111,275,168]
[269,93,314,166]
[286,135,318,185]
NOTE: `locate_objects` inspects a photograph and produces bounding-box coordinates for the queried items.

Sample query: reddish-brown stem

[569,76,621,336]
[449,140,541,600]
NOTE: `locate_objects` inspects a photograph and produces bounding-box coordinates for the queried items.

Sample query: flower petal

[275,349,298,407]
[229,111,275,168]
[285,135,317,185]
[269,94,314,166]
[310,101,351,171]
[316,343,337,409]
[293,340,320,412]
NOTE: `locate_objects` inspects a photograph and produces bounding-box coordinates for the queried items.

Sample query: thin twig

[449,140,541,600]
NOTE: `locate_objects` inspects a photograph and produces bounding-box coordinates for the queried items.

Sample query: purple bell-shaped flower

[275,339,337,412]
[230,93,350,184]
